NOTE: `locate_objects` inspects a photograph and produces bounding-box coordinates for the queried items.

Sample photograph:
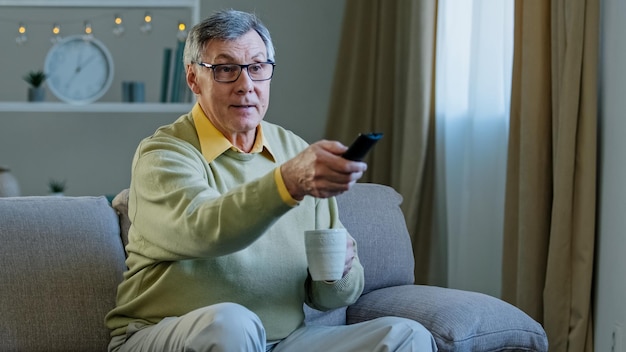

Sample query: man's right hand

[280,140,368,200]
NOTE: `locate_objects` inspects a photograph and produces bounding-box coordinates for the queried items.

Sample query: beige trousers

[109,302,437,352]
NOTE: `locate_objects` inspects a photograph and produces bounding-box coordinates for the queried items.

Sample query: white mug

[305,228,347,281]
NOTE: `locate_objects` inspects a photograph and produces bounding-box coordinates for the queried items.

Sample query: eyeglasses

[195,62,275,83]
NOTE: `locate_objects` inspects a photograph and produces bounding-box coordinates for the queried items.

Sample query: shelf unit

[0,0,200,113]
[0,102,194,113]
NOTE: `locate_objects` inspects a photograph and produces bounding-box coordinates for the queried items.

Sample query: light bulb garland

[177,21,187,42]
[83,21,93,40]
[16,22,26,45]
[51,23,61,44]
[3,10,187,46]
[140,12,152,34]
[112,14,124,37]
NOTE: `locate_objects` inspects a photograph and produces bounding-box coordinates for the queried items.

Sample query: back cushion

[0,196,127,352]
[336,183,415,294]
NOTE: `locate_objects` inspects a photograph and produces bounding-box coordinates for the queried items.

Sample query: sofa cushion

[347,285,549,352]
[335,183,415,294]
[0,196,127,352]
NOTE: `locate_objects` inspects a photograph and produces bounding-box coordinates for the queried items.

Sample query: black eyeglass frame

[195,61,276,83]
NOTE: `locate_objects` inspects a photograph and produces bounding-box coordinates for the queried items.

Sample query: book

[122,81,146,103]
[170,40,185,103]
[122,81,132,102]
[159,48,172,103]
[132,82,145,103]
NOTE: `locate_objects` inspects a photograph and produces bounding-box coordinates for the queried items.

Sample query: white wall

[595,0,626,350]
[0,0,345,196]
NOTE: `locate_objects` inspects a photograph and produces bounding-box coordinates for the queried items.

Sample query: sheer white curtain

[433,0,514,297]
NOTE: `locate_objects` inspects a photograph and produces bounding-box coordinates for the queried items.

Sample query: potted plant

[23,70,47,102]
[48,178,66,196]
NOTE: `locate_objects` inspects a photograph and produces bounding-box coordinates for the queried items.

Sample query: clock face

[44,35,114,104]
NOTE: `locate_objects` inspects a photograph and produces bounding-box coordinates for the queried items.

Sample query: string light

[113,14,124,36]
[16,22,27,45]
[83,21,93,39]
[10,10,186,45]
[177,21,187,42]
[140,11,152,34]
[51,23,62,44]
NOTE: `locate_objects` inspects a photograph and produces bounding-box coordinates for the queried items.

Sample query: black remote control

[342,132,383,161]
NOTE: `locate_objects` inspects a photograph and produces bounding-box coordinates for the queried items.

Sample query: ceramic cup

[305,228,347,281]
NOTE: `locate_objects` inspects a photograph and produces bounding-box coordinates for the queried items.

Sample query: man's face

[187,30,271,139]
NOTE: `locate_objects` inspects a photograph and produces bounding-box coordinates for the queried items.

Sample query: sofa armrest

[347,285,548,352]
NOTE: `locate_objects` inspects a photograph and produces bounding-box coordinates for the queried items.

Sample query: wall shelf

[0,102,194,113]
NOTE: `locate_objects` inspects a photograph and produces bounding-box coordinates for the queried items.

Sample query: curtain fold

[502,0,599,351]
[325,0,437,284]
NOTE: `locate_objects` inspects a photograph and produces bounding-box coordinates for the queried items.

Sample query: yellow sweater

[105,105,364,341]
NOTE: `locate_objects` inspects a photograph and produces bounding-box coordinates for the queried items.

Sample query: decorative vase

[28,87,45,102]
[0,166,21,197]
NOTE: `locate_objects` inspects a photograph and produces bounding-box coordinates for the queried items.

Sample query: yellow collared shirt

[191,103,298,206]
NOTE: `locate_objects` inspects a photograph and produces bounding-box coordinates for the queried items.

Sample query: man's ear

[186,65,201,94]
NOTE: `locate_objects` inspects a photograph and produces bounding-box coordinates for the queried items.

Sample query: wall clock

[44,35,114,105]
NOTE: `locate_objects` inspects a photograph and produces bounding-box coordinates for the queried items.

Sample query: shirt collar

[192,103,276,163]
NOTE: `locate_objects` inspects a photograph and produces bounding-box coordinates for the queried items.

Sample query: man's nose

[234,67,255,92]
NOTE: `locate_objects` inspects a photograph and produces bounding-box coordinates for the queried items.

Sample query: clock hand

[74,48,84,72]
[63,52,99,91]
[64,54,92,88]
[75,54,97,74]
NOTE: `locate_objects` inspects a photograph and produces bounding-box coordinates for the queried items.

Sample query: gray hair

[183,9,275,65]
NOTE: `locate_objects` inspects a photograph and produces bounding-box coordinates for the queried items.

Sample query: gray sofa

[0,183,548,351]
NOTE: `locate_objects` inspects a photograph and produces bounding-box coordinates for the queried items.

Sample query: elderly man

[105,9,437,352]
